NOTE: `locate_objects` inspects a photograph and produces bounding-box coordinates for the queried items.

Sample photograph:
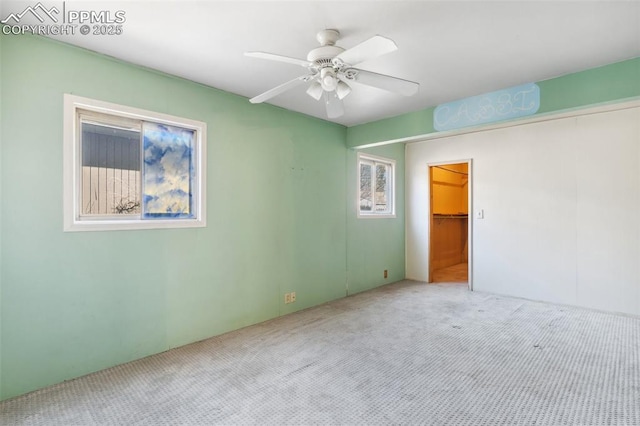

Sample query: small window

[64,95,206,231]
[357,153,395,218]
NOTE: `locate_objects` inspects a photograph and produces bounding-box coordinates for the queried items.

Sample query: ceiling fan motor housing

[307,45,344,66]
[307,29,345,67]
[307,29,346,92]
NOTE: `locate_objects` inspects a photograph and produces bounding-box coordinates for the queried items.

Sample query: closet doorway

[429,161,471,286]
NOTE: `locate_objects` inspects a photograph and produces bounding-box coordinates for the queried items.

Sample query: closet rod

[434,165,468,176]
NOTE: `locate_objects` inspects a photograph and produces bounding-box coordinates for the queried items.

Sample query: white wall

[406,105,640,315]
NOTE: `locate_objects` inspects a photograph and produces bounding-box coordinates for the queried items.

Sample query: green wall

[347,144,405,294]
[0,34,406,400]
[0,31,3,395]
[347,57,640,147]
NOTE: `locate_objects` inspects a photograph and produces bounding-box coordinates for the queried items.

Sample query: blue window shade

[142,122,195,219]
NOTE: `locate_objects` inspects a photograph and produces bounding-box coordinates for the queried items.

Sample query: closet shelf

[433,213,468,219]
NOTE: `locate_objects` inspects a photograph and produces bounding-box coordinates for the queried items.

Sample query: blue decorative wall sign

[433,83,540,132]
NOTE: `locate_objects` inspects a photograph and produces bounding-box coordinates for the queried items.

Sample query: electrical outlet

[290,292,296,303]
[384,270,388,279]
[284,293,291,304]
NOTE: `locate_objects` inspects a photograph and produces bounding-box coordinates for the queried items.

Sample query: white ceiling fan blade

[324,91,344,119]
[334,35,397,67]
[343,69,419,96]
[245,52,313,68]
[250,75,313,104]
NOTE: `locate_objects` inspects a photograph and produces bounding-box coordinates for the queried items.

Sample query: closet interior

[429,163,469,283]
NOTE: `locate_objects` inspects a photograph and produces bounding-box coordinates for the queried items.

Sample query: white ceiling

[2,1,639,126]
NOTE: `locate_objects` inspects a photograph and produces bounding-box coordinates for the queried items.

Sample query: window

[64,95,206,231]
[357,153,395,218]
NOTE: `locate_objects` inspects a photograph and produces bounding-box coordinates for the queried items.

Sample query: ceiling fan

[245,29,420,119]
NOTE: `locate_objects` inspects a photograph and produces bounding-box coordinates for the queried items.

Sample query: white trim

[63,94,207,232]
[357,152,396,219]
[352,97,640,149]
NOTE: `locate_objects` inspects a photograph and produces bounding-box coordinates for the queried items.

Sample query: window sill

[64,218,206,232]
[357,213,397,219]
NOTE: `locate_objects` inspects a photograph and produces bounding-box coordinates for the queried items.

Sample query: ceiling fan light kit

[306,81,324,101]
[320,67,338,91]
[245,29,419,119]
[336,81,351,100]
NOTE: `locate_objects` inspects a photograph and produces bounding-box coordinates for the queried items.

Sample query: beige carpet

[1,280,639,425]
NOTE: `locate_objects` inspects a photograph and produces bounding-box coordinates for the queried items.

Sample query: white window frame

[63,94,207,232]
[357,152,396,219]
